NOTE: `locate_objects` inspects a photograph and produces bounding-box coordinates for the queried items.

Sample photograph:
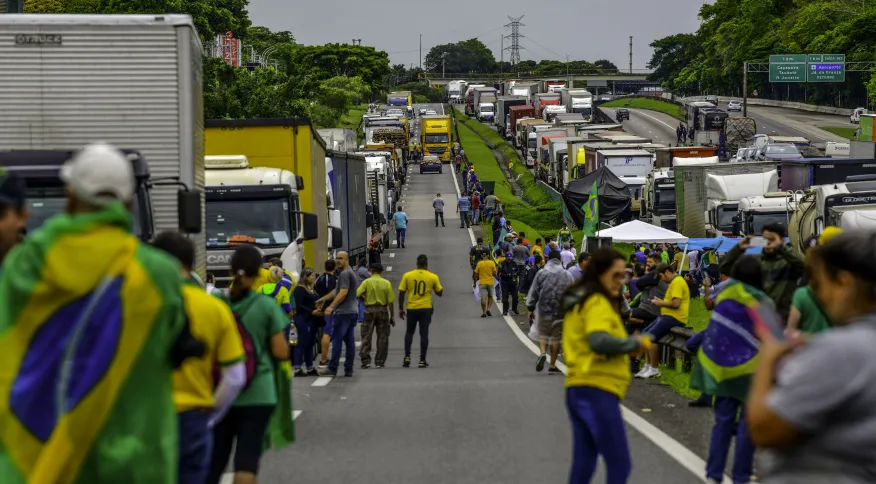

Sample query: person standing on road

[470,192,481,225]
[392,205,408,248]
[314,259,338,369]
[499,252,521,316]
[357,263,395,369]
[457,193,471,229]
[527,250,574,374]
[292,268,321,376]
[323,252,361,377]
[474,251,498,317]
[432,193,445,227]
[398,254,443,368]
[469,236,491,269]
[561,248,650,484]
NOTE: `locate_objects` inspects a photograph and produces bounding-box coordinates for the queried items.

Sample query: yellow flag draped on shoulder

[0,203,186,484]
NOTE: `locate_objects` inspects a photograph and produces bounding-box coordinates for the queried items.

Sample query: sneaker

[641,367,661,379]
[512,309,520,315]
[403,356,411,368]
[318,361,328,369]
[480,313,487,318]
[502,311,508,316]
[548,366,561,374]
[361,363,371,369]
[344,371,353,377]
[376,364,385,368]
[294,368,307,377]
[306,369,318,376]
[634,364,651,379]
[418,359,429,368]
[536,353,547,372]
[486,310,492,316]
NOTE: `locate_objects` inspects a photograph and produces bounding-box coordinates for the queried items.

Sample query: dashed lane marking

[311,376,332,387]
[386,266,392,272]
[389,252,395,258]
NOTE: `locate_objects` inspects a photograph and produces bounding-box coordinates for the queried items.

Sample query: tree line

[22,0,392,127]
[646,0,876,107]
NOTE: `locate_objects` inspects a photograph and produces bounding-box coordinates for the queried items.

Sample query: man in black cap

[0,168,28,264]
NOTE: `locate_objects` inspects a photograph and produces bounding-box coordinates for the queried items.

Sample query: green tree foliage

[648,0,876,106]
[23,0,64,13]
[424,39,497,74]
[101,0,251,41]
[290,43,391,94]
[594,59,619,70]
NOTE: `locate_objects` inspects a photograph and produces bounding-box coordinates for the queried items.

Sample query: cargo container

[205,118,327,267]
[495,96,529,137]
[540,79,567,93]
[533,92,562,117]
[326,150,368,259]
[780,158,876,192]
[318,128,358,152]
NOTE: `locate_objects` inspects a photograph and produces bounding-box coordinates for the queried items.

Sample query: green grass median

[602,98,684,121]
[819,126,857,140]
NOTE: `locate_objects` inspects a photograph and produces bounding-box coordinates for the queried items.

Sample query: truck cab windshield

[425,134,449,144]
[25,186,144,239]
[748,212,787,235]
[654,187,675,213]
[207,197,296,247]
[717,205,737,232]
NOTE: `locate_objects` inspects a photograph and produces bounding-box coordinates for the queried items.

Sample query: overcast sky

[247,0,704,71]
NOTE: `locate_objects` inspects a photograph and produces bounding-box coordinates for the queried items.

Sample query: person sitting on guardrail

[690,255,765,484]
[635,262,691,379]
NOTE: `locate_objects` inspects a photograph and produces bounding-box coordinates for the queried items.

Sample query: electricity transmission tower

[504,15,525,65]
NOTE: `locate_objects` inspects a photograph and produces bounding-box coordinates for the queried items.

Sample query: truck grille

[428,147,447,154]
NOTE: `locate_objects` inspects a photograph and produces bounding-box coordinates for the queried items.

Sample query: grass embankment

[337,103,369,143]
[453,104,708,398]
[819,126,857,140]
[602,98,685,121]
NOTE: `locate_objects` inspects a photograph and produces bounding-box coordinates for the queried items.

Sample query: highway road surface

[217,104,729,483]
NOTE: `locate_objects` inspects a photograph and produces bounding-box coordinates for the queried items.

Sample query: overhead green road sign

[770,54,807,63]
[808,62,845,82]
[770,63,806,82]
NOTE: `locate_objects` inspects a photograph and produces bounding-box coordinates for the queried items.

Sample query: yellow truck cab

[421,115,453,162]
[204,155,319,286]
[205,118,327,267]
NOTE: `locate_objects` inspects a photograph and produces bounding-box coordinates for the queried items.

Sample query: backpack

[213,311,258,389]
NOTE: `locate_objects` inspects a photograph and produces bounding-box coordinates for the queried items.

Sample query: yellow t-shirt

[531,245,543,256]
[357,274,396,306]
[229,267,272,292]
[563,293,632,399]
[173,284,245,412]
[474,259,498,286]
[399,269,443,310]
[662,276,690,324]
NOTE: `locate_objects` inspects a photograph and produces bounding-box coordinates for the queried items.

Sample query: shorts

[479,283,496,299]
[537,317,562,342]
[323,315,334,337]
[643,315,684,342]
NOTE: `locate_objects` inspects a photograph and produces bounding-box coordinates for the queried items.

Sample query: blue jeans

[643,315,684,341]
[396,228,406,247]
[329,313,357,375]
[459,211,470,228]
[707,397,755,483]
[293,314,316,370]
[178,410,212,484]
[358,299,365,322]
[566,386,631,484]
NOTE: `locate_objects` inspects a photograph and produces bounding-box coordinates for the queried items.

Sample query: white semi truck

[0,14,205,270]
[789,180,876,252]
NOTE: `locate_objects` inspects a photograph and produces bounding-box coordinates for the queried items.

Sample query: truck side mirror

[330,227,343,249]
[732,217,741,236]
[301,212,319,241]
[177,189,202,234]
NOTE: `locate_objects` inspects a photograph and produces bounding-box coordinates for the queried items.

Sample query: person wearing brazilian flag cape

[0,143,200,483]
[690,255,769,484]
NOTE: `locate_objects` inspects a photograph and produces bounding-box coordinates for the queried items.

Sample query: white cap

[61,142,135,207]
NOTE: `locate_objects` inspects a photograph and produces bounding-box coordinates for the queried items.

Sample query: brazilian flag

[582,180,599,237]
[0,203,186,483]
[690,281,771,402]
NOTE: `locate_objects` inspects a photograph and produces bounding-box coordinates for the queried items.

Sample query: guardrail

[657,326,696,372]
[669,94,854,116]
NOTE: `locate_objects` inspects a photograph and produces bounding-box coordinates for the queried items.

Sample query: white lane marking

[456,123,729,483]
[311,376,332,387]
[392,240,397,246]
[386,266,393,272]
[293,410,302,420]
[631,109,676,130]
[389,252,396,258]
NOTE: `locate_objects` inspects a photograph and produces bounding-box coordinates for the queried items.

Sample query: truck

[561,89,594,117]
[593,149,654,214]
[735,193,800,237]
[509,109,538,143]
[544,105,570,122]
[641,168,678,230]
[446,80,466,103]
[780,158,876,192]
[204,155,320,286]
[421,115,453,162]
[654,146,719,168]
[205,118,327,268]
[789,179,876,252]
[495,96,529,137]
[692,108,729,146]
[542,136,578,188]
[508,82,538,98]
[0,14,205,270]
[533,92,562,117]
[359,154,397,249]
[540,79,567,93]
[593,133,652,144]
[388,91,412,107]
[724,117,757,156]
[464,84,486,114]
[674,161,779,237]
[472,87,498,115]
[325,150,369,260]
[476,102,495,122]
[363,117,409,151]
[517,120,552,164]
[317,128,358,152]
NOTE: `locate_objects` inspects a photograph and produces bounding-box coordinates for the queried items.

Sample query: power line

[504,15,524,65]
[520,35,565,60]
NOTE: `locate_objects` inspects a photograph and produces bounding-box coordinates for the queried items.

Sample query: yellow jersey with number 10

[399,269,443,310]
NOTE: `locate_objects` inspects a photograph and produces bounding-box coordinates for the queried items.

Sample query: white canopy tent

[594,220,688,244]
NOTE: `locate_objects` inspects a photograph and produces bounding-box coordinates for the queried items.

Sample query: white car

[727,100,742,112]
[419,108,427,115]
[425,109,437,115]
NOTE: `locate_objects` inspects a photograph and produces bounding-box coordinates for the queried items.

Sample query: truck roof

[738,194,797,211]
[597,149,652,157]
[206,118,326,149]
[0,13,195,27]
[783,158,876,164]
[206,165,300,190]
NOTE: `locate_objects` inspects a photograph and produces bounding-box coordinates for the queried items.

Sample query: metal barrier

[657,326,696,372]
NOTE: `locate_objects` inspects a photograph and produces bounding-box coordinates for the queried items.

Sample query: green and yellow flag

[0,203,186,484]
[582,180,599,237]
[264,360,296,451]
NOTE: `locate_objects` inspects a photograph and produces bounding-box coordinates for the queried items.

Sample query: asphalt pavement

[229,104,715,484]
[600,106,678,145]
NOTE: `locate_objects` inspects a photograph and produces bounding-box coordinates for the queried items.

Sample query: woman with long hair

[207,245,290,484]
[292,268,321,376]
[747,231,876,483]
[561,248,650,484]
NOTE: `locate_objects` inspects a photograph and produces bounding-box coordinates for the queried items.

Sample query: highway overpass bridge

[425,71,655,91]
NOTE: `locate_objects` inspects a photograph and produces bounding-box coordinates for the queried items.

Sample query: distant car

[727,100,742,112]
[757,143,802,161]
[705,95,718,105]
[425,109,437,115]
[600,95,612,101]
[419,108,427,115]
[615,108,629,122]
[850,107,868,124]
[420,155,442,174]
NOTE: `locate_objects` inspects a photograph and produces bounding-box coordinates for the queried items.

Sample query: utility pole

[419,34,422,71]
[504,16,525,65]
[500,34,504,75]
[742,61,748,117]
[566,53,570,88]
[442,53,447,79]
[629,36,633,74]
